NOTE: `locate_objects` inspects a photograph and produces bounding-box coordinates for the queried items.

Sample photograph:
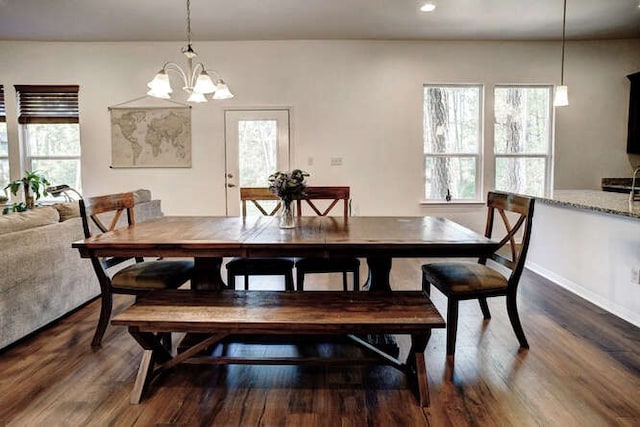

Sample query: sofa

[0,189,163,350]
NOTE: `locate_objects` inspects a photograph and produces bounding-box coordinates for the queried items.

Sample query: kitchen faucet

[630,165,640,208]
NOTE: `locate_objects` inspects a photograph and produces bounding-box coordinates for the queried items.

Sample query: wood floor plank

[1,259,638,426]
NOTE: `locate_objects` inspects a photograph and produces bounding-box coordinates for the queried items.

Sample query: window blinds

[14,85,79,124]
[0,85,5,123]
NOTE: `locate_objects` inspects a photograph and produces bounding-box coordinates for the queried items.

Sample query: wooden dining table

[73,215,498,291]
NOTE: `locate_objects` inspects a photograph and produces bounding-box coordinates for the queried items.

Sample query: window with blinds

[14,85,82,192]
[15,85,79,124]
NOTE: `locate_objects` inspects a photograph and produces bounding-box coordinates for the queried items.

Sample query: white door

[224,109,291,216]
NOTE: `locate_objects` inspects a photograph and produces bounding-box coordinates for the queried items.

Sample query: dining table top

[72,215,498,260]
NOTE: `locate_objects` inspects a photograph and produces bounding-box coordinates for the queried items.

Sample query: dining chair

[421,191,535,358]
[80,192,194,348]
[294,186,360,291]
[225,187,295,290]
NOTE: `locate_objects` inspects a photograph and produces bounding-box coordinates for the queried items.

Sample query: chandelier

[146,0,234,103]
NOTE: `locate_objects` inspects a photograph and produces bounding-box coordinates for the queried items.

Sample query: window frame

[422,83,484,203]
[493,84,554,197]
[0,85,8,188]
[15,85,82,191]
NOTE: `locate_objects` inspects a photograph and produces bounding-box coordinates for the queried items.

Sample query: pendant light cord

[560,0,567,84]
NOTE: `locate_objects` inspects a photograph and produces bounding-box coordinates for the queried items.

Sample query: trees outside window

[423,84,553,203]
[494,86,552,197]
[423,85,482,201]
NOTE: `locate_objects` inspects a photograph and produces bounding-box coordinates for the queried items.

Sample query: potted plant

[4,170,51,210]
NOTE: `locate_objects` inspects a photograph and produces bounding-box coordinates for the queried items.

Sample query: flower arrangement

[268,169,309,204]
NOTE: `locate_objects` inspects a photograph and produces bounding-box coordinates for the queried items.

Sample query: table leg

[408,331,431,407]
[363,257,392,292]
[191,257,227,290]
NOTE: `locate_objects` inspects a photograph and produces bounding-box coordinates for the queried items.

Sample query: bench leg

[127,327,173,404]
[408,331,431,407]
[131,349,155,404]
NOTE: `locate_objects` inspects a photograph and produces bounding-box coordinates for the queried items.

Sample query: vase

[279,200,295,229]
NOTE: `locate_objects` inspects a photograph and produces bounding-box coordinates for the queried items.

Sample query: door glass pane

[238,119,278,216]
[495,157,546,197]
[425,156,477,200]
[238,120,277,187]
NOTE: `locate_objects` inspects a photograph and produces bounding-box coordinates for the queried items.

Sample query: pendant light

[554,0,569,107]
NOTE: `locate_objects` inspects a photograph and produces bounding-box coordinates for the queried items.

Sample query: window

[494,85,552,197]
[15,85,81,191]
[0,86,8,187]
[423,85,482,201]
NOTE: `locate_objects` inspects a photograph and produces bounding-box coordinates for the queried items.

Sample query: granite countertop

[537,190,640,220]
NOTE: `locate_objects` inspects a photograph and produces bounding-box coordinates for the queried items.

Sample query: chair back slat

[483,191,535,288]
[79,192,137,270]
[240,187,281,217]
[81,192,135,237]
[296,186,350,218]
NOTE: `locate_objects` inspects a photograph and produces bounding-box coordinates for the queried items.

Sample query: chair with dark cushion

[225,187,295,291]
[294,186,360,291]
[421,191,535,358]
[80,192,194,348]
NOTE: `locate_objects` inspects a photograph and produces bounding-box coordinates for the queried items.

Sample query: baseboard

[526,262,640,328]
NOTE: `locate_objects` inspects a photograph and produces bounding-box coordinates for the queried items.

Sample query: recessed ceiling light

[420,2,436,12]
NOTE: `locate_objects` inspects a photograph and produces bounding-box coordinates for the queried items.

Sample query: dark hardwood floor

[1,259,638,426]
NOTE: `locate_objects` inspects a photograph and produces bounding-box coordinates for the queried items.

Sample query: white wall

[1,39,639,225]
[528,202,640,326]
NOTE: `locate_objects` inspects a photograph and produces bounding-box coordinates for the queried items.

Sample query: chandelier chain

[186,0,192,46]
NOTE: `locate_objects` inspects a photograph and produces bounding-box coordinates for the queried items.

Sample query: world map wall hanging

[109,103,192,168]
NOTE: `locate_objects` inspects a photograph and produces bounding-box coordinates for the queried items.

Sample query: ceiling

[0,0,639,42]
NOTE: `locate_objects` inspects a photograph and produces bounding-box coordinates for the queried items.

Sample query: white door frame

[224,108,293,215]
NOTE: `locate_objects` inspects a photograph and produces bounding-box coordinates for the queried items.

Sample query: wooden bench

[111,289,445,406]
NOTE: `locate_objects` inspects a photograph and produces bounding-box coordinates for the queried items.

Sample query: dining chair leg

[296,270,305,291]
[284,271,295,291]
[226,270,235,290]
[422,276,431,296]
[342,272,348,291]
[479,297,491,319]
[91,292,113,348]
[353,268,359,291]
[446,298,459,356]
[506,292,529,349]
[244,275,250,290]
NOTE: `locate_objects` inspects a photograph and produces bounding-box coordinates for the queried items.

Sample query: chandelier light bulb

[420,2,436,12]
[187,92,207,103]
[212,80,234,100]
[193,71,217,94]
[147,71,172,93]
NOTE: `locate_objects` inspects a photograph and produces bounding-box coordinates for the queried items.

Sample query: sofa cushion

[0,206,60,235]
[133,189,152,204]
[52,201,81,222]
